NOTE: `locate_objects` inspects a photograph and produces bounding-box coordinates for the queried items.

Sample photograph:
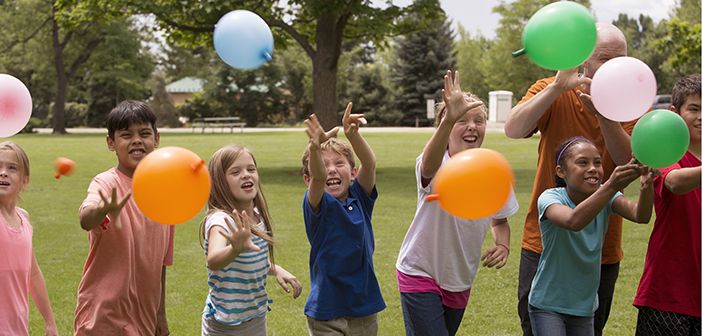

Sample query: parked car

[652,94,672,110]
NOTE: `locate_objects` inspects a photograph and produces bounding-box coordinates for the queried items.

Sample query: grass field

[14,131,653,335]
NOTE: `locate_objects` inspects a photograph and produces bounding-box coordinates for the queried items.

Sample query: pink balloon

[0,74,32,138]
[591,57,657,122]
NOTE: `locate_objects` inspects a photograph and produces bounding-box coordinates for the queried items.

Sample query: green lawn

[15,131,652,335]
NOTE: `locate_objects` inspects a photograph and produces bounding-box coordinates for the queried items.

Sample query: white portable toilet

[488,90,513,122]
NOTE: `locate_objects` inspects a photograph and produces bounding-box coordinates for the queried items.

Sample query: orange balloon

[54,157,75,179]
[132,147,211,225]
[426,148,514,219]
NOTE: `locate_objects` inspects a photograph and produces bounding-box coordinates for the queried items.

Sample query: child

[301,102,385,335]
[634,74,701,335]
[74,100,175,335]
[529,136,654,336]
[0,141,58,336]
[200,144,302,335]
[395,70,519,336]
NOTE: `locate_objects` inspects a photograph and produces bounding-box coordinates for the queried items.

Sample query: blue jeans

[400,292,465,336]
[529,305,594,336]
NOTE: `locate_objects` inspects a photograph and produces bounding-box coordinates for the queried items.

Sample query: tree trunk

[51,6,67,134]
[311,14,343,130]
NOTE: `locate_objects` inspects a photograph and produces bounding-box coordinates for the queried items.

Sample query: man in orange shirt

[74,101,174,335]
[505,23,636,336]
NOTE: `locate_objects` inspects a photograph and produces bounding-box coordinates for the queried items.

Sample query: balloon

[591,57,657,122]
[631,109,689,168]
[0,74,33,138]
[213,10,274,70]
[425,148,514,219]
[54,157,75,179]
[133,147,211,225]
[514,1,596,70]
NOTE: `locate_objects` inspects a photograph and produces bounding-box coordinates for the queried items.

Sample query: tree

[391,12,456,126]
[149,73,180,127]
[612,14,672,92]
[455,25,493,101]
[0,0,154,131]
[56,0,443,129]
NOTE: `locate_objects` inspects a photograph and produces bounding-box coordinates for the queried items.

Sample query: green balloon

[519,1,597,70]
[631,109,690,168]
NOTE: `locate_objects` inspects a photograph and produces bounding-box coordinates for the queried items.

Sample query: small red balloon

[54,157,75,179]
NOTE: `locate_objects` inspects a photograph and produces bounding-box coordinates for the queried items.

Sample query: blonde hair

[199,144,275,265]
[434,92,488,127]
[301,137,355,176]
[0,141,30,180]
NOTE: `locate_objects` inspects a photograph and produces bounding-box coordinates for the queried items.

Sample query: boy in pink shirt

[74,100,174,335]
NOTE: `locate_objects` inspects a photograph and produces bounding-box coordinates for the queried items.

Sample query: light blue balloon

[214,10,274,70]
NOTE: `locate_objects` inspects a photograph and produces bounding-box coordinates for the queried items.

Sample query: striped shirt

[203,211,270,326]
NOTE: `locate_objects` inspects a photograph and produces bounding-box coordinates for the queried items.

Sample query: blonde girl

[200,144,301,335]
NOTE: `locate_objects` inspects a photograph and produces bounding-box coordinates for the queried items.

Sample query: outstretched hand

[442,70,484,124]
[223,210,261,254]
[342,102,367,137]
[304,114,340,149]
[606,159,644,191]
[98,188,131,229]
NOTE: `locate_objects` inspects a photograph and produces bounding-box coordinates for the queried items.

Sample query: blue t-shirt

[529,187,622,317]
[302,181,386,320]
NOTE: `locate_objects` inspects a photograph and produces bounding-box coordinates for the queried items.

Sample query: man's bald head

[583,23,628,78]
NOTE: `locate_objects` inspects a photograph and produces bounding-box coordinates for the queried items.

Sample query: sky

[385,0,679,39]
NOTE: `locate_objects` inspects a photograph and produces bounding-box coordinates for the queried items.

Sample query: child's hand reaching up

[442,70,484,124]
[273,265,303,299]
[304,114,339,148]
[223,210,261,254]
[98,187,131,229]
[342,102,367,137]
[481,244,509,269]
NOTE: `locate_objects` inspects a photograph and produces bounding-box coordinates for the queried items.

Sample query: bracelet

[496,243,510,254]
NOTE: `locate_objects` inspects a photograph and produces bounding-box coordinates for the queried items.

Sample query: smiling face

[225,151,259,208]
[0,150,28,202]
[556,143,604,198]
[319,149,357,200]
[677,94,701,144]
[447,105,487,156]
[107,122,160,177]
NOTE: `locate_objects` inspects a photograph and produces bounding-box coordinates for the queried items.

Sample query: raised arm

[421,70,484,182]
[79,187,131,231]
[545,163,641,231]
[29,252,58,336]
[342,102,375,194]
[304,114,337,211]
[612,167,654,223]
[664,166,702,194]
[504,69,587,139]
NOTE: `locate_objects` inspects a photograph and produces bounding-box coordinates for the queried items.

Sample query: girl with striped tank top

[200,144,302,335]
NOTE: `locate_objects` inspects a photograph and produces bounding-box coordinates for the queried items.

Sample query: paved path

[35,122,506,134]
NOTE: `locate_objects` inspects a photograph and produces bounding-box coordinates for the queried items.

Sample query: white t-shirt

[396,151,519,292]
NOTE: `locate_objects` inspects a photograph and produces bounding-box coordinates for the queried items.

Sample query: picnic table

[191,117,246,134]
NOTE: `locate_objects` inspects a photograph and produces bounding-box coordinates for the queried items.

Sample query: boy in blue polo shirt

[301,102,385,335]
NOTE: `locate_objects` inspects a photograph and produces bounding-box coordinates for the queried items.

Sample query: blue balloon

[214,10,274,70]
